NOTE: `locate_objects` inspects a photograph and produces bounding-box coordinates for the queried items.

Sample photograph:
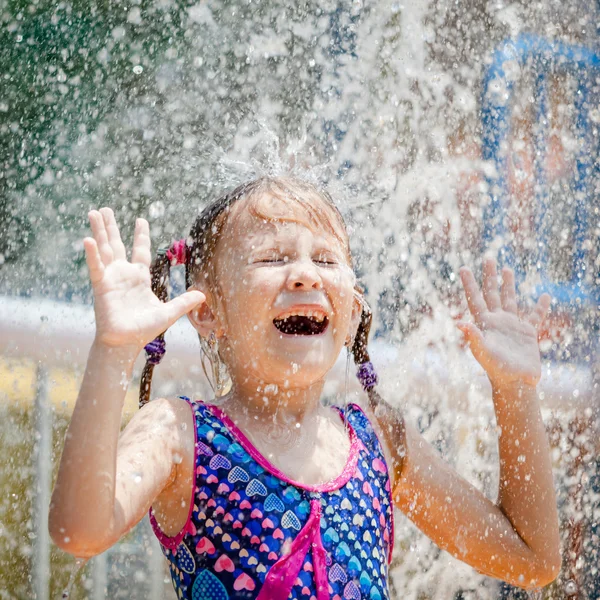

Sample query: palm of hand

[84,208,205,352]
[92,260,168,349]
[459,259,550,388]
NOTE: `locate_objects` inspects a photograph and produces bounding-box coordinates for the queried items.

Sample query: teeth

[277,309,327,321]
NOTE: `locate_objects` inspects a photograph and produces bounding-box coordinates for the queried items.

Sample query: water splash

[61,557,88,599]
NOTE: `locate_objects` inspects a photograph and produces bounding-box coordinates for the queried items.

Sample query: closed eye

[253,256,287,265]
[314,254,339,266]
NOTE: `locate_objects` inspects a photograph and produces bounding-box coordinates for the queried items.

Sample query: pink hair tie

[166,239,188,265]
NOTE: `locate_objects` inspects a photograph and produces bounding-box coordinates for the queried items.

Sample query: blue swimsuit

[150,399,394,600]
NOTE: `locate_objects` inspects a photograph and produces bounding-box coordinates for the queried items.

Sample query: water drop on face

[120,371,128,390]
[132,65,143,74]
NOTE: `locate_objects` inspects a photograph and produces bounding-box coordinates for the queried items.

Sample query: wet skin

[49,203,560,590]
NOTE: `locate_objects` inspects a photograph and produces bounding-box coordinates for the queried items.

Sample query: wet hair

[138,175,378,407]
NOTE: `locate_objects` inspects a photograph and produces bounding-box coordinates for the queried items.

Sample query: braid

[351,298,407,471]
[138,250,171,408]
[350,300,384,409]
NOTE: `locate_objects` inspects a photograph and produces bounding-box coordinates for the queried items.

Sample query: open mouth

[273,314,329,336]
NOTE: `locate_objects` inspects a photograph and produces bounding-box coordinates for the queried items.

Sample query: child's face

[208,196,360,389]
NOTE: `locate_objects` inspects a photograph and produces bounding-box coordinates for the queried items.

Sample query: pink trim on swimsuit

[205,402,360,493]
[149,398,198,550]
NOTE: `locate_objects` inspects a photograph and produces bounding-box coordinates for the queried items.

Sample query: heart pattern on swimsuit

[152,400,393,599]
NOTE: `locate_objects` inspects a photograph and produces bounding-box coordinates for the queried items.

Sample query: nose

[286,258,323,290]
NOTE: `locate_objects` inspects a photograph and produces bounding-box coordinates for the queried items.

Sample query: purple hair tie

[357,361,378,390]
[144,337,166,365]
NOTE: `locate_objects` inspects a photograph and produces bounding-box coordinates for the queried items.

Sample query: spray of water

[61,557,88,599]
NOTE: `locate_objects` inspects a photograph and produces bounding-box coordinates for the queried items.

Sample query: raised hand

[83,207,205,353]
[457,258,550,389]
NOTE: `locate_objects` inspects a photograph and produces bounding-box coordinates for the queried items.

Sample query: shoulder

[344,396,402,486]
[130,397,196,453]
[138,396,192,426]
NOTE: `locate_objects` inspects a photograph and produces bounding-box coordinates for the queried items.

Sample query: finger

[88,210,113,265]
[500,267,518,314]
[482,257,501,311]
[83,237,105,285]
[528,293,551,329]
[459,267,487,325]
[131,218,152,268]
[163,291,206,328]
[99,207,127,261]
[456,321,486,361]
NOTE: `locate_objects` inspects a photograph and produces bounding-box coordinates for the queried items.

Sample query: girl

[49,177,560,599]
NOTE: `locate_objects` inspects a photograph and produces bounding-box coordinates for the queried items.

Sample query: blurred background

[0,0,599,598]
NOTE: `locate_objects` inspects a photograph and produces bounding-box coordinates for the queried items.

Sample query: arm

[49,348,191,556]
[49,208,203,557]
[394,401,559,588]
[370,259,560,588]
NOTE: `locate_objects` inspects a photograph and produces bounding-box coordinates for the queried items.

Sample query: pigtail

[350,301,384,409]
[351,299,407,471]
[138,249,175,408]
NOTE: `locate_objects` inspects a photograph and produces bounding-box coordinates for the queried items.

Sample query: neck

[223,373,326,425]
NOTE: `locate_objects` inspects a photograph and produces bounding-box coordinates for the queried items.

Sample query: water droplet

[564,580,577,595]
[149,200,165,219]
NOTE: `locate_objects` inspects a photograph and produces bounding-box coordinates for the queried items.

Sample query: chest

[176,448,392,599]
[153,403,394,600]
[254,416,352,486]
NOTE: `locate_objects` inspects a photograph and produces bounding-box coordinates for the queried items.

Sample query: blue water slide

[481,33,600,308]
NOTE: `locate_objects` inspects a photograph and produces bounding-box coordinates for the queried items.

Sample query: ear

[186,286,224,338]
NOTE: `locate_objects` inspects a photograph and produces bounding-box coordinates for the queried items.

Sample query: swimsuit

[150,398,394,600]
